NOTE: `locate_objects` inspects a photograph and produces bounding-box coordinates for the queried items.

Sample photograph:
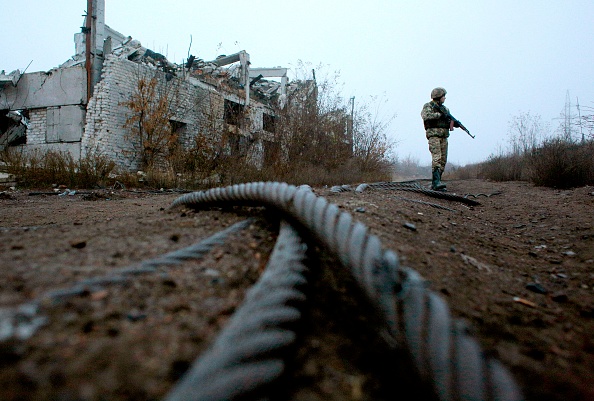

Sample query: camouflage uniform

[421,100,450,171]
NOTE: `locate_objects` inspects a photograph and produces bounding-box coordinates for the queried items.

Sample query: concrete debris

[0,69,21,87]
[0,110,28,150]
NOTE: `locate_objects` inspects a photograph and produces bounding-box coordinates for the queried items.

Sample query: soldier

[421,87,459,191]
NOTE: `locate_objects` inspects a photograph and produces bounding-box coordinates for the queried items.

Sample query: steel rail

[164,221,309,401]
[170,182,522,401]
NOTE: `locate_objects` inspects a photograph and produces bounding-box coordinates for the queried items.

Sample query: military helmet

[431,87,447,99]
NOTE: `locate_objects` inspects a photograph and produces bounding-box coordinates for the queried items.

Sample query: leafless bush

[121,69,186,170]
[448,163,481,180]
[478,153,528,182]
[392,155,431,180]
[529,138,594,188]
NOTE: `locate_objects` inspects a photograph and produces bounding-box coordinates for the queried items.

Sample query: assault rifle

[432,103,475,139]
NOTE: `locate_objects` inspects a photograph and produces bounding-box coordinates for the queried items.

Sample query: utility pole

[348,96,355,147]
[85,0,93,102]
[564,90,572,141]
[576,97,584,143]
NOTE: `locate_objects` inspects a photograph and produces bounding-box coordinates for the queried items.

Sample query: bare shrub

[529,138,594,188]
[448,163,481,180]
[392,155,430,180]
[121,69,185,170]
[352,95,397,178]
[479,153,528,182]
[271,62,396,185]
[118,60,396,188]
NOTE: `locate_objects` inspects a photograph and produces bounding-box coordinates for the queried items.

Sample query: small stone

[526,282,548,294]
[551,292,569,303]
[127,312,147,322]
[203,269,220,277]
[354,207,366,213]
[70,240,87,249]
[403,223,417,231]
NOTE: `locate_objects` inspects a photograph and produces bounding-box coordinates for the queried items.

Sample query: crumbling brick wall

[82,55,267,171]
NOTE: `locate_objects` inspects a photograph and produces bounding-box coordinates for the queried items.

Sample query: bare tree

[352,94,397,173]
[506,111,549,155]
[121,69,185,169]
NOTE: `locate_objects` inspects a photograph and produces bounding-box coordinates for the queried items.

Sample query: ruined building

[0,0,316,171]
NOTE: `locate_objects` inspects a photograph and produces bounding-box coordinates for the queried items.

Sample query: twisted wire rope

[164,221,309,401]
[358,181,481,206]
[0,219,253,342]
[170,182,522,401]
[45,218,255,302]
[391,195,459,212]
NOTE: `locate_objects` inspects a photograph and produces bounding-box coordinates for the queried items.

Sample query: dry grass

[450,138,594,188]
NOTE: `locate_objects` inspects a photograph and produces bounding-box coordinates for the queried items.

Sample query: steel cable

[170,182,522,401]
[0,219,253,342]
[44,218,255,302]
[356,181,481,206]
[164,220,309,401]
[391,195,459,212]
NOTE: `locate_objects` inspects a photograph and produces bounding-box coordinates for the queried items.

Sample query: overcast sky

[2,0,593,166]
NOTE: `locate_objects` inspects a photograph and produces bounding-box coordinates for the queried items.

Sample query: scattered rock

[354,207,366,213]
[551,292,569,303]
[70,240,87,249]
[127,311,148,322]
[403,222,416,231]
[526,283,548,294]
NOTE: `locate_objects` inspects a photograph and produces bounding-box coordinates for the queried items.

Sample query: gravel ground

[0,179,593,400]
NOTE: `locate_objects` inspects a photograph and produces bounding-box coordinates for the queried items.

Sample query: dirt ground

[0,178,593,401]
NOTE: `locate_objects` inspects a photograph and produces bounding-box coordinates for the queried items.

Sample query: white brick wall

[83,56,227,170]
[82,55,270,171]
[26,108,47,145]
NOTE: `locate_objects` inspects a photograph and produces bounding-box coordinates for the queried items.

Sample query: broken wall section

[0,65,86,156]
[83,56,270,171]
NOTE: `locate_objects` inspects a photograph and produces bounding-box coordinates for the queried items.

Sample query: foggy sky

[2,0,593,166]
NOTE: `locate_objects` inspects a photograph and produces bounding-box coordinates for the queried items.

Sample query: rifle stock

[432,103,475,139]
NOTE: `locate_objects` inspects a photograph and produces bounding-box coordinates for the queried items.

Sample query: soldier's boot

[438,169,447,191]
[431,167,446,191]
